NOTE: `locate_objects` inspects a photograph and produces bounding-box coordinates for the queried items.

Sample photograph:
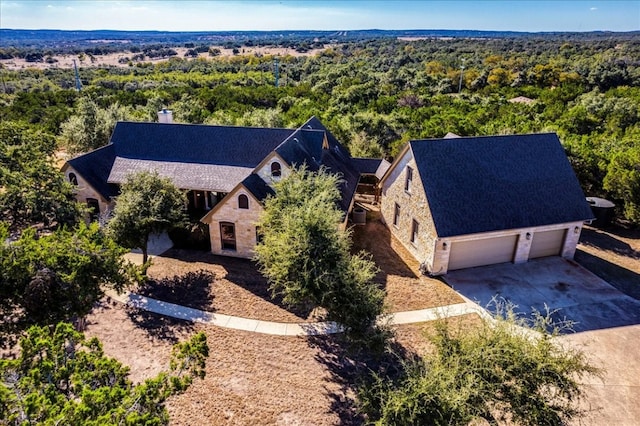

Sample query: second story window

[238,194,249,209]
[271,161,282,178]
[404,166,413,193]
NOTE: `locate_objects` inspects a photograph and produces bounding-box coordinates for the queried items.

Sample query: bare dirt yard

[83,208,466,425]
[83,212,639,425]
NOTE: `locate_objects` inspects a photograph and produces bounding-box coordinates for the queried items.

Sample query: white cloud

[590,7,598,11]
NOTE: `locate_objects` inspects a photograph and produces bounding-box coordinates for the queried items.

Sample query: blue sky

[1,1,638,32]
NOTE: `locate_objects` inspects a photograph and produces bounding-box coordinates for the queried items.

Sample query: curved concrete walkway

[105,289,485,336]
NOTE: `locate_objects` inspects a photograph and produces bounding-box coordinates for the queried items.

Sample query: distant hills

[2,28,638,49]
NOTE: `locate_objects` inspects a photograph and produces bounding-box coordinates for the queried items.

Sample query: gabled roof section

[111,122,295,167]
[242,173,275,202]
[352,158,391,180]
[103,121,297,192]
[410,133,594,237]
[66,144,118,200]
[276,117,360,213]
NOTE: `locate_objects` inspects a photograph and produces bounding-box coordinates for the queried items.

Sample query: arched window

[271,161,282,178]
[238,194,249,209]
[68,172,78,186]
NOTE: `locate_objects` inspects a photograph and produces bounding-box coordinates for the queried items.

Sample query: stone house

[379,133,594,275]
[63,116,385,258]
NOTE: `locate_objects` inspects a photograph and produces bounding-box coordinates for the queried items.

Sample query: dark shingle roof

[66,118,362,214]
[66,144,118,200]
[111,122,294,167]
[242,173,275,202]
[104,121,295,192]
[352,158,381,175]
[352,158,391,179]
[410,133,594,237]
[277,117,360,213]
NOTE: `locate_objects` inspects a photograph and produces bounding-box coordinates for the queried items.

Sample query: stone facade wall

[65,166,114,221]
[206,186,263,259]
[380,149,438,270]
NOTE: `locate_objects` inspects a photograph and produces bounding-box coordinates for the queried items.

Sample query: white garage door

[529,229,566,259]
[448,235,518,271]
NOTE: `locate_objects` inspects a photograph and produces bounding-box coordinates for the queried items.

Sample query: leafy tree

[358,306,601,426]
[254,166,385,341]
[0,323,208,425]
[604,146,640,224]
[107,171,187,264]
[347,131,385,158]
[0,222,136,340]
[59,97,131,154]
[0,121,81,232]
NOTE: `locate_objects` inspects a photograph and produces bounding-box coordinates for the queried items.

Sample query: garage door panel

[448,235,517,271]
[529,229,566,259]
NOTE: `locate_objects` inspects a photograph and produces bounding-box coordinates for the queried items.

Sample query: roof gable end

[410,133,594,237]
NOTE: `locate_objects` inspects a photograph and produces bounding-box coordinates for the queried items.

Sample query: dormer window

[68,172,78,186]
[404,166,413,193]
[271,162,282,178]
[238,194,249,209]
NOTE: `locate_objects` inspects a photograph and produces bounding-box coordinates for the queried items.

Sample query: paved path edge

[104,289,484,336]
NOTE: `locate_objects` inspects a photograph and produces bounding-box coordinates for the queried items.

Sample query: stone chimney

[157,109,173,124]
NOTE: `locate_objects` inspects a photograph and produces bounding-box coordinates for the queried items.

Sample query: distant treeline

[1,28,639,58]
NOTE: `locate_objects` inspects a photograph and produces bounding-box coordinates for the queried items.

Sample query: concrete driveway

[444,257,640,425]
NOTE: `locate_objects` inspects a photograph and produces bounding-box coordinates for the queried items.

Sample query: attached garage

[529,228,566,259]
[379,132,595,276]
[448,235,518,271]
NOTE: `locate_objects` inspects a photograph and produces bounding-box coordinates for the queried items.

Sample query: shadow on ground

[125,307,195,344]
[575,249,640,300]
[136,270,216,311]
[579,226,640,258]
[307,333,414,425]
[350,209,418,285]
[158,249,313,319]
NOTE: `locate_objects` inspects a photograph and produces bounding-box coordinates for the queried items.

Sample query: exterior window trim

[220,221,237,251]
[404,166,413,193]
[411,218,419,244]
[238,194,249,209]
[271,161,282,178]
[393,203,400,227]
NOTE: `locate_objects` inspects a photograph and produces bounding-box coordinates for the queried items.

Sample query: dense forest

[1,33,639,224]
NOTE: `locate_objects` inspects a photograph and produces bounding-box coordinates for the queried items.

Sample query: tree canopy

[358,307,601,425]
[0,323,208,425]
[0,121,81,232]
[254,166,384,341]
[3,34,638,222]
[107,171,187,264]
[0,222,136,342]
